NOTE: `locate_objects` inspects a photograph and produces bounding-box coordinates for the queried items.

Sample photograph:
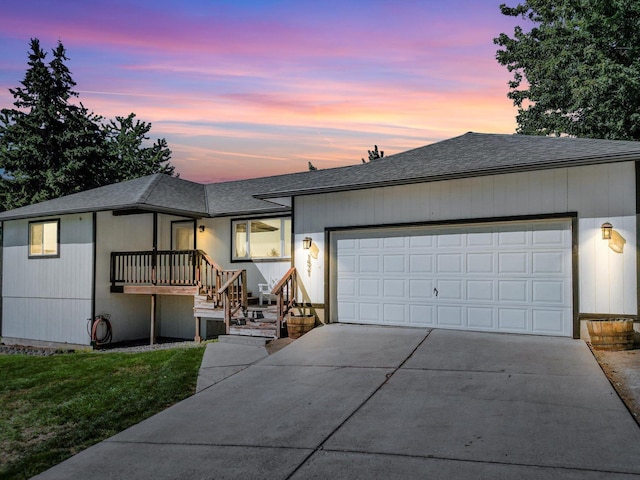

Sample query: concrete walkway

[34,325,640,479]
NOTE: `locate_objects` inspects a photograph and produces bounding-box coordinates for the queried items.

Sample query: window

[29,220,59,257]
[232,217,291,260]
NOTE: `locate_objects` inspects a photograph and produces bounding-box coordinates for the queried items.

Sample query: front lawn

[0,346,205,480]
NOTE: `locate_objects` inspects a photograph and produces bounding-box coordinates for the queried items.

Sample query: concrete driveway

[35,325,640,479]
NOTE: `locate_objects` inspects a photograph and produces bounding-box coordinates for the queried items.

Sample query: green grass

[0,346,205,480]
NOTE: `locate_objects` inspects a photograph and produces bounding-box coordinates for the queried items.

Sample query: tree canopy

[0,38,175,211]
[362,145,384,163]
[494,1,640,139]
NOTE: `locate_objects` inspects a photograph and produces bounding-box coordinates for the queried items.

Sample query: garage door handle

[433,288,438,297]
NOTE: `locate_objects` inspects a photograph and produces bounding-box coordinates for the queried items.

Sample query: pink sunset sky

[0,1,522,183]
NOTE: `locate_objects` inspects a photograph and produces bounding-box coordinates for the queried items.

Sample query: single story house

[1,132,638,348]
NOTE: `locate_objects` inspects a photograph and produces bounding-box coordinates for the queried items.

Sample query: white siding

[295,163,637,317]
[198,216,291,298]
[94,211,153,343]
[2,214,93,345]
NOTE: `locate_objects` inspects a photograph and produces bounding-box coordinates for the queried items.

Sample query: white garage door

[334,220,573,336]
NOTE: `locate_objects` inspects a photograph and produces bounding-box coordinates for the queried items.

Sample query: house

[1,132,639,348]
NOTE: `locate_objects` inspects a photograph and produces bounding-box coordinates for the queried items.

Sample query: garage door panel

[532,281,564,304]
[410,235,433,248]
[498,280,528,302]
[437,254,463,273]
[468,307,494,328]
[383,303,406,323]
[437,280,463,300]
[339,278,356,296]
[467,253,494,274]
[358,278,379,297]
[498,308,528,331]
[359,256,380,273]
[437,305,464,326]
[359,303,380,322]
[498,252,528,274]
[437,234,463,247]
[533,228,565,245]
[467,231,494,246]
[467,280,494,301]
[498,230,528,246]
[532,309,567,334]
[383,279,405,298]
[409,279,433,299]
[409,304,433,325]
[383,255,406,273]
[335,220,572,337]
[409,254,433,273]
[359,238,381,249]
[383,236,406,248]
[338,255,356,273]
[532,252,565,274]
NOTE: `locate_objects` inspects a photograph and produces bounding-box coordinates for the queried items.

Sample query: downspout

[91,212,97,325]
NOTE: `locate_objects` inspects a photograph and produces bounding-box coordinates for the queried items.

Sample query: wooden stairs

[193,294,281,339]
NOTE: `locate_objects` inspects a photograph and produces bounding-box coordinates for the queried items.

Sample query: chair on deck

[258,277,278,305]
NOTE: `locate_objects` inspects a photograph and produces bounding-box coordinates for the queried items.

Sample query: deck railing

[111,250,238,306]
[218,270,247,334]
[272,267,298,334]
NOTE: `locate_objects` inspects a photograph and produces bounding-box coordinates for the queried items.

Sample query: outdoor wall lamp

[303,237,312,249]
[601,222,613,240]
[199,225,205,232]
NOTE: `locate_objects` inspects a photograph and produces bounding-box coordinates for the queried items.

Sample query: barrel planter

[287,314,315,339]
[587,318,635,351]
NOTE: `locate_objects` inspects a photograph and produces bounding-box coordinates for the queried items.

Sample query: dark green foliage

[0,39,175,211]
[361,145,384,163]
[0,347,204,480]
[494,1,640,139]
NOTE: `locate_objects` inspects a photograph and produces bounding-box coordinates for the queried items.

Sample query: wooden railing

[111,250,239,306]
[218,270,247,334]
[272,267,298,335]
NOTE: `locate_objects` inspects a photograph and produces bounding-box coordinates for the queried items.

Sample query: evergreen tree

[0,39,175,211]
[361,145,384,163]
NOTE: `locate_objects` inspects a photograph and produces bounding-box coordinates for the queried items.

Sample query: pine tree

[0,39,175,211]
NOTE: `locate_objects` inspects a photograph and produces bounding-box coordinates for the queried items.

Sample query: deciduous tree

[494,1,640,139]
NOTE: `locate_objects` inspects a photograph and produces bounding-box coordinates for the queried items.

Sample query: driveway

[35,325,640,479]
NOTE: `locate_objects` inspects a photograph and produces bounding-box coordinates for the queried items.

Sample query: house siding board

[94,212,154,343]
[295,163,637,318]
[2,215,93,345]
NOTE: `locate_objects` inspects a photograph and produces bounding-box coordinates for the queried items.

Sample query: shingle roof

[254,132,640,198]
[0,174,207,220]
[2,132,640,221]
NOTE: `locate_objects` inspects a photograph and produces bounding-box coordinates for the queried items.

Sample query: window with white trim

[29,220,59,257]
[232,217,291,260]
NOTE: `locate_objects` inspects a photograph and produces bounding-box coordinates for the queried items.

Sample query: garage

[332,219,574,336]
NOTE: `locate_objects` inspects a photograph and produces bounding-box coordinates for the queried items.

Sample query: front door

[171,220,195,251]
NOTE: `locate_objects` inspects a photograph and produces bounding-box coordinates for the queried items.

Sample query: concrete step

[218,335,272,346]
[227,324,278,339]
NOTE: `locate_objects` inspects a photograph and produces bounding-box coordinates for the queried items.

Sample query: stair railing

[218,270,247,334]
[272,267,298,335]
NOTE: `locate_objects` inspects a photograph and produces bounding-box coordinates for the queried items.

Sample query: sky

[0,0,522,183]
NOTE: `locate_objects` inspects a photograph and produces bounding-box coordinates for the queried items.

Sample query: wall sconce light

[199,225,205,232]
[601,222,613,240]
[303,237,312,249]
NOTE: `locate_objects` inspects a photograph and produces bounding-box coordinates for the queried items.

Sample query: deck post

[194,316,202,343]
[150,294,157,345]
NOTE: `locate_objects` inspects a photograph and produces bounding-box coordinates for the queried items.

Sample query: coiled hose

[87,314,113,345]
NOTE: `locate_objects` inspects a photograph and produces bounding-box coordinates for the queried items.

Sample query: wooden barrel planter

[287,314,315,339]
[587,318,635,351]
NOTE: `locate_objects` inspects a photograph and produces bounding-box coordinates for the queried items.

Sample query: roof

[0,174,208,221]
[2,132,640,221]
[254,132,640,198]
